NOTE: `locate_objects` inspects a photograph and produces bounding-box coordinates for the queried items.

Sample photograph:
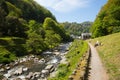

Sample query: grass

[89,32,120,80]
[49,39,88,80]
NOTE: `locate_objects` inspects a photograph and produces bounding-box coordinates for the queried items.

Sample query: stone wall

[68,47,91,80]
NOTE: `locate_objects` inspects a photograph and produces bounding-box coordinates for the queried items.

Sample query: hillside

[0,0,56,37]
[1,0,56,22]
[63,21,93,36]
[91,0,120,38]
[0,0,71,63]
[90,32,120,80]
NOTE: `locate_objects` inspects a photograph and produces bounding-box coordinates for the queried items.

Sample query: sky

[34,0,107,23]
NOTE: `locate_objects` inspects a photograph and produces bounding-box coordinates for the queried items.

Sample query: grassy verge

[49,39,88,80]
[89,32,120,80]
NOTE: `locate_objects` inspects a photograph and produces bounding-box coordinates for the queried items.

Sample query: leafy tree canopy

[91,0,120,38]
[63,21,93,36]
[0,0,71,63]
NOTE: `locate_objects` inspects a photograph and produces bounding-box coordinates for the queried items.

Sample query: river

[0,42,71,80]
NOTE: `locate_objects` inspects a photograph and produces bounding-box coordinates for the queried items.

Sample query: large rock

[38,58,45,64]
[0,68,5,72]
[23,67,28,72]
[33,72,40,78]
[14,67,23,75]
[26,72,33,79]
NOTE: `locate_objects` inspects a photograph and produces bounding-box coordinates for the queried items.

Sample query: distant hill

[90,32,120,79]
[63,21,93,36]
[91,0,120,38]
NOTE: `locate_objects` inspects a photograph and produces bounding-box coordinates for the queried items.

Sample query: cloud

[34,0,90,12]
[34,0,60,7]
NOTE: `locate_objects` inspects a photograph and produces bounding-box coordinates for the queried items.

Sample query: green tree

[43,17,57,30]
[28,20,45,38]
[43,17,71,41]
[91,0,120,38]
[0,7,6,36]
[63,21,92,36]
[5,16,28,37]
[45,30,61,49]
[26,32,46,54]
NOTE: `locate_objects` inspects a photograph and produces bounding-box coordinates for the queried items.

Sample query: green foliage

[49,40,88,80]
[0,51,16,63]
[6,1,22,17]
[5,0,56,23]
[0,0,71,64]
[0,7,6,36]
[0,0,56,37]
[26,20,45,54]
[26,32,46,54]
[43,18,72,42]
[57,64,69,78]
[5,16,28,37]
[26,19,64,54]
[63,21,92,36]
[91,0,120,38]
[29,20,45,38]
[0,0,4,3]
[45,30,61,49]
[43,17,56,30]
[0,1,28,37]
[0,37,26,63]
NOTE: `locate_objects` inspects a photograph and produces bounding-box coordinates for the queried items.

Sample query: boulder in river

[23,67,28,72]
[4,73,11,78]
[33,72,41,78]
[45,64,55,73]
[41,69,49,77]
[6,66,10,70]
[14,67,23,75]
[38,58,45,64]
[14,61,19,66]
[0,68,5,72]
[26,72,33,79]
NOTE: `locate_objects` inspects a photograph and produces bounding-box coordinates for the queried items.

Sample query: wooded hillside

[0,0,71,63]
[91,0,120,38]
[63,21,92,36]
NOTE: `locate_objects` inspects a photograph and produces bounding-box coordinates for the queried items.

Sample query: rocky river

[0,42,71,80]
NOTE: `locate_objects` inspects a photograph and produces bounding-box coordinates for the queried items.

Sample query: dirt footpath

[88,43,108,80]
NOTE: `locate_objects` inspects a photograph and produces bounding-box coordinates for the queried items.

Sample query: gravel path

[88,43,108,80]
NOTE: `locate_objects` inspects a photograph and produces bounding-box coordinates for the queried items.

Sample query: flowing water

[0,42,71,80]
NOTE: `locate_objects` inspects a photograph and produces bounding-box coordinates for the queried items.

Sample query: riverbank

[48,40,89,80]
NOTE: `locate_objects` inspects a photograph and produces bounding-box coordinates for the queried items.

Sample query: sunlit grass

[89,32,120,80]
[49,40,88,80]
